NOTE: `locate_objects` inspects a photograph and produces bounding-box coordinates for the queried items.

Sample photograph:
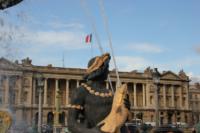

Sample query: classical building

[0,57,192,128]
[189,83,200,124]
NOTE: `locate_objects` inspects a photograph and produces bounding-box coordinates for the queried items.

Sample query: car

[120,123,140,133]
[61,127,71,133]
[175,122,188,128]
[130,119,142,126]
[41,124,53,133]
[154,125,183,133]
[145,122,156,127]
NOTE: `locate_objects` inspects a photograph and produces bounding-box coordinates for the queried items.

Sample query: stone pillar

[106,82,109,89]
[134,83,137,107]
[42,111,47,124]
[38,86,43,133]
[171,85,174,107]
[179,86,182,108]
[185,85,189,109]
[146,84,149,107]
[54,79,60,125]
[27,77,33,105]
[66,79,69,105]
[4,76,9,105]
[17,76,22,105]
[32,78,36,105]
[115,82,118,89]
[143,84,146,107]
[76,80,79,88]
[55,79,59,105]
[163,85,166,108]
[43,78,48,106]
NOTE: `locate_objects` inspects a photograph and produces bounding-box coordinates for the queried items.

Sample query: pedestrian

[195,122,200,133]
[192,127,196,133]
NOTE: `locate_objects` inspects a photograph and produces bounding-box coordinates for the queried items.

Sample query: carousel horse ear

[86,53,110,74]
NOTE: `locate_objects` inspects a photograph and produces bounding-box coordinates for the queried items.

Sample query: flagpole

[81,0,114,93]
[90,35,93,58]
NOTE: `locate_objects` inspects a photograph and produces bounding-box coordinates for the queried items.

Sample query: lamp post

[36,74,44,133]
[152,68,161,128]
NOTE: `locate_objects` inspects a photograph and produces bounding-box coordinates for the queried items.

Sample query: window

[183,98,185,106]
[150,96,153,104]
[150,86,154,92]
[160,112,164,115]
[151,115,154,122]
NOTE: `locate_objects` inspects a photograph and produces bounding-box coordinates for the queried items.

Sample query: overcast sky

[0,0,200,82]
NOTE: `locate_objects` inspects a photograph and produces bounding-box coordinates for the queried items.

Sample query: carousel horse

[67,53,130,133]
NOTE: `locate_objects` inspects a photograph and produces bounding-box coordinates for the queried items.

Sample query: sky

[0,0,200,82]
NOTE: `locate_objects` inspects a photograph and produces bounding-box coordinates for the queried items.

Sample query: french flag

[85,34,92,44]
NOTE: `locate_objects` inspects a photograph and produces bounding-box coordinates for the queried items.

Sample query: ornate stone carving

[178,69,189,80]
[144,66,152,75]
[23,78,30,87]
[161,71,180,80]
[21,57,32,66]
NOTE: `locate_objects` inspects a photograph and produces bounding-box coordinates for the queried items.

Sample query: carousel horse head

[83,53,111,81]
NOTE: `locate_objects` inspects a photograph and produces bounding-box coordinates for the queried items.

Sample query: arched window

[35,112,38,125]
[150,96,153,104]
[151,115,154,122]
[47,112,54,126]
[59,112,65,125]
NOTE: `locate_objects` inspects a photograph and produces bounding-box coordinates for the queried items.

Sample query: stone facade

[0,57,192,127]
[189,83,200,125]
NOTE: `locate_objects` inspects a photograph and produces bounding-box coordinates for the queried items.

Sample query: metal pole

[38,88,42,133]
[155,83,159,128]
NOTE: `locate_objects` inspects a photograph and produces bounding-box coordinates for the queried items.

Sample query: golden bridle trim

[66,104,84,110]
[81,83,113,98]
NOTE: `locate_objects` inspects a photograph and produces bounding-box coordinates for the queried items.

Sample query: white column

[55,79,59,104]
[43,78,48,106]
[4,76,9,105]
[179,86,182,108]
[29,77,33,105]
[38,86,43,133]
[66,80,69,105]
[106,82,109,89]
[146,84,149,107]
[76,80,79,88]
[17,76,22,105]
[155,83,159,127]
[171,85,175,107]
[163,85,166,108]
[186,85,189,109]
[32,78,36,105]
[115,82,118,89]
[134,83,137,107]
[143,84,146,107]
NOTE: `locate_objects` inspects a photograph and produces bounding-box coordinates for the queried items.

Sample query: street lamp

[152,68,161,128]
[36,73,44,133]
